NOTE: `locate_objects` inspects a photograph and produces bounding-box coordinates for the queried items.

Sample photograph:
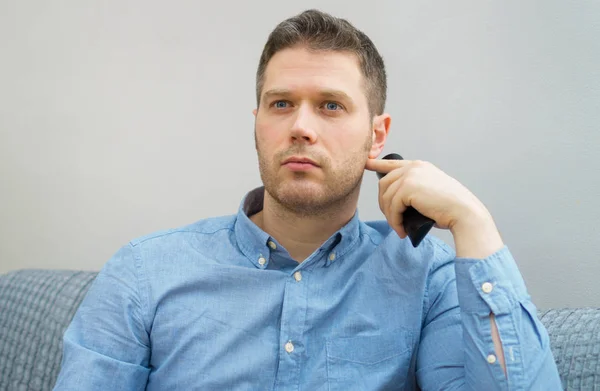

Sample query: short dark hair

[256,9,387,116]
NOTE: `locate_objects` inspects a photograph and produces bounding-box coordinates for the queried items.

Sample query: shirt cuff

[454,245,529,315]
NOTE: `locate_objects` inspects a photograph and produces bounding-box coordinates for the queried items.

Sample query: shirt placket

[273,265,310,390]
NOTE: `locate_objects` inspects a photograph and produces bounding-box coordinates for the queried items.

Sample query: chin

[276,179,325,200]
[269,179,352,215]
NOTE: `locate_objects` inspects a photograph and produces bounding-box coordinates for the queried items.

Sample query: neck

[250,189,359,262]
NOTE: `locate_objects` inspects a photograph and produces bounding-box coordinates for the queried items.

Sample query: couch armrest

[0,269,98,391]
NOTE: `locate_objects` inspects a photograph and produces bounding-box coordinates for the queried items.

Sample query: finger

[388,179,409,238]
[380,166,406,217]
[364,158,409,174]
[378,162,407,189]
[380,167,409,237]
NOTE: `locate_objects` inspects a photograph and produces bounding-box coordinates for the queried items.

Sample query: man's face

[254,46,376,215]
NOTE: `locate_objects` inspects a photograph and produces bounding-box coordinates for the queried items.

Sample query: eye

[323,101,342,111]
[272,100,289,109]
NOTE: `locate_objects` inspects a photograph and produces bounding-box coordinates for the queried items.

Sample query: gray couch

[0,269,598,390]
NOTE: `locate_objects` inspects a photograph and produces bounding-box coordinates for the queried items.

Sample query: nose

[289,105,318,144]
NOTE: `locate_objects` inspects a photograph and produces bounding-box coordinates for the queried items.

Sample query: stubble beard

[255,130,372,218]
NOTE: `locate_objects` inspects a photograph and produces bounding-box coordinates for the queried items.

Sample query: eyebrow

[262,88,354,103]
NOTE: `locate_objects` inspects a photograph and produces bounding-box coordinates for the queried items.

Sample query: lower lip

[283,162,318,171]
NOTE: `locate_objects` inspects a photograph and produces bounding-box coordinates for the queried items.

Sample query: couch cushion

[0,269,97,391]
[538,307,600,390]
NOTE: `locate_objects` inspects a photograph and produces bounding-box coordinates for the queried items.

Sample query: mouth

[282,156,320,171]
[282,156,319,166]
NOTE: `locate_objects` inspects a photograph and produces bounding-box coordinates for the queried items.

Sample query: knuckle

[413,159,430,168]
[403,175,417,188]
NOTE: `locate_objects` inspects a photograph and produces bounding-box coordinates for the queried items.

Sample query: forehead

[262,46,365,99]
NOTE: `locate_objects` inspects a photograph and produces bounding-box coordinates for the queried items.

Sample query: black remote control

[376,153,435,247]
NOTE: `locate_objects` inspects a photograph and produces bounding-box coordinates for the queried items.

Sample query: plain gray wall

[1,1,598,309]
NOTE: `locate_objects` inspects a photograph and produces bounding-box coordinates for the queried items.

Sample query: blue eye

[274,101,288,108]
[325,102,340,111]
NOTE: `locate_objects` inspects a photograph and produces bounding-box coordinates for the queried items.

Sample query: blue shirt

[54,186,562,390]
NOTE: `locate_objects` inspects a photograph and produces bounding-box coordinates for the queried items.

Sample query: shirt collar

[234,186,361,269]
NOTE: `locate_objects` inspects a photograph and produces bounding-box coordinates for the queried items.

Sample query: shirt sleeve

[416,242,563,390]
[53,243,151,391]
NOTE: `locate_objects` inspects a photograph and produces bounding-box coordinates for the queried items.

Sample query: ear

[253,108,257,117]
[368,113,391,159]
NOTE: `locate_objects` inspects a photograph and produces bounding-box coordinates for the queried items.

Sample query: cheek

[257,120,290,148]
[255,125,283,161]
[255,122,271,143]
[331,131,366,152]
[330,132,371,165]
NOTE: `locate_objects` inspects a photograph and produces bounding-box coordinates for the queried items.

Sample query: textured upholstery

[0,269,598,390]
[0,270,97,391]
[539,308,600,390]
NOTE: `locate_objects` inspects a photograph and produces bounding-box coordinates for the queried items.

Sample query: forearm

[450,206,504,260]
[450,212,508,376]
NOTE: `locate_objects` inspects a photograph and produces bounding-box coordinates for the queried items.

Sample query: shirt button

[329,253,336,261]
[258,257,266,266]
[268,241,277,250]
[481,282,493,293]
[293,271,302,282]
[285,341,294,353]
[487,354,497,364]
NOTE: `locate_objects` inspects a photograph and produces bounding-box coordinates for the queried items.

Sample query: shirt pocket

[326,331,414,391]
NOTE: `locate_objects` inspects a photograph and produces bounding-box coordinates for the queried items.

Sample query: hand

[365,158,504,258]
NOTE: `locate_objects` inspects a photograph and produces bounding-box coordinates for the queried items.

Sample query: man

[53,9,562,391]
